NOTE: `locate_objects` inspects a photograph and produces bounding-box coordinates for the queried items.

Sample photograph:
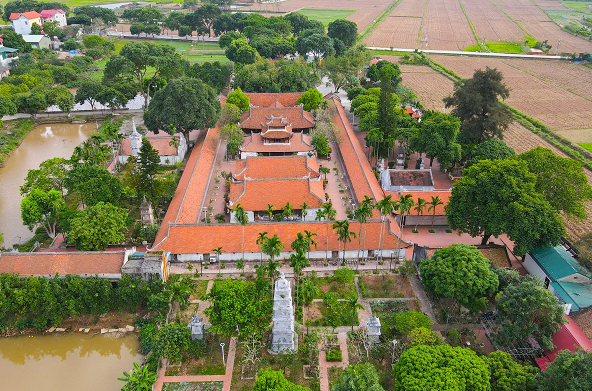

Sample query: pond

[0,332,141,391]
[0,122,95,247]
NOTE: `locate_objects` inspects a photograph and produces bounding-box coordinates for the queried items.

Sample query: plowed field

[240,0,394,32]
[461,0,525,43]
[431,55,592,131]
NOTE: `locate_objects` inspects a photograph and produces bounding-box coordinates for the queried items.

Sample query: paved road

[105,30,219,42]
[367,46,565,60]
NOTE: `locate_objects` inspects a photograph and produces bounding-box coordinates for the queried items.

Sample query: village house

[524,245,592,314]
[118,121,188,166]
[23,34,51,50]
[0,38,19,76]
[9,11,42,35]
[39,9,67,27]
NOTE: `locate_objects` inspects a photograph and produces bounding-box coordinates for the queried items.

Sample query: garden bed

[311,269,357,299]
[307,302,359,328]
[359,275,415,298]
[163,382,223,391]
[166,334,229,377]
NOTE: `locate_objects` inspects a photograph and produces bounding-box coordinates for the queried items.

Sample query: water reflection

[0,122,95,247]
[0,333,141,391]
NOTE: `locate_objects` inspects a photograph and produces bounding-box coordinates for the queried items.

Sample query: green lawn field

[296,9,355,26]
[579,143,592,152]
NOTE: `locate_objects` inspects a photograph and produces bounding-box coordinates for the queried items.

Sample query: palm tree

[301,277,320,320]
[212,246,223,274]
[282,202,294,220]
[353,203,372,261]
[413,197,427,232]
[320,202,336,262]
[359,196,375,260]
[256,231,269,266]
[346,293,365,331]
[395,194,415,269]
[303,230,318,260]
[167,277,193,319]
[300,202,309,221]
[290,250,310,308]
[234,204,248,260]
[428,196,444,231]
[332,220,357,262]
[266,204,274,220]
[118,362,157,391]
[320,166,330,181]
[262,234,284,288]
[376,195,397,261]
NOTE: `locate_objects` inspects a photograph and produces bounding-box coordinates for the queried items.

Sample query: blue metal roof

[530,245,591,280]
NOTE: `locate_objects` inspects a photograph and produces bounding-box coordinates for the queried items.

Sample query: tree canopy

[419,244,499,312]
[443,67,512,144]
[21,188,64,239]
[297,88,323,112]
[65,165,123,207]
[332,363,384,391]
[144,77,221,142]
[252,367,311,391]
[494,275,565,351]
[68,202,128,251]
[466,138,515,167]
[321,44,370,92]
[233,58,319,93]
[392,344,490,391]
[327,19,358,47]
[487,351,537,391]
[226,87,250,112]
[536,349,592,391]
[518,147,592,219]
[411,111,461,170]
[445,159,565,256]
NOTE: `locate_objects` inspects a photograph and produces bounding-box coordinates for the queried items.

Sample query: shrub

[446,329,461,346]
[394,310,432,334]
[333,267,354,283]
[326,348,342,362]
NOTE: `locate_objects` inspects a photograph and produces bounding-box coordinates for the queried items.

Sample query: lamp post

[220,342,226,366]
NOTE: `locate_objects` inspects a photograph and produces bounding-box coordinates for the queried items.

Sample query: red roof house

[535,315,592,370]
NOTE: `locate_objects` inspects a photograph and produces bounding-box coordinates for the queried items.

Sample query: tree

[357,196,374,259]
[226,87,250,112]
[466,138,515,167]
[144,77,221,142]
[345,293,364,331]
[234,204,248,260]
[0,94,17,126]
[413,197,427,232]
[290,250,309,308]
[427,195,443,231]
[219,31,243,48]
[30,22,42,35]
[536,349,592,391]
[130,22,145,37]
[327,19,358,47]
[189,61,232,93]
[225,38,257,64]
[256,231,269,266]
[443,67,512,144]
[262,234,284,286]
[518,147,592,219]
[445,159,565,256]
[46,86,74,114]
[376,195,397,260]
[321,44,370,92]
[395,194,414,265]
[295,29,334,60]
[17,91,47,118]
[297,88,323,111]
[0,29,32,52]
[20,157,69,196]
[333,363,384,391]
[487,351,537,391]
[393,310,432,334]
[333,220,356,261]
[138,137,160,199]
[282,201,294,220]
[153,323,191,362]
[195,3,222,37]
[206,279,272,338]
[75,80,103,110]
[68,202,127,250]
[220,123,244,158]
[252,367,311,391]
[118,362,157,391]
[494,275,565,351]
[392,344,490,391]
[301,278,320,318]
[104,42,184,109]
[21,188,64,239]
[319,202,336,261]
[419,244,499,312]
[411,111,461,170]
[65,165,123,207]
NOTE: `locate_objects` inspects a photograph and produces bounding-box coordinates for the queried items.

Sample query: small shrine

[367,316,381,343]
[188,313,205,341]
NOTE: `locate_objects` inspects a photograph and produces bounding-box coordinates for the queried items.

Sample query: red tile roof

[327,97,385,212]
[240,133,314,153]
[0,251,126,276]
[154,220,403,254]
[537,315,592,370]
[229,178,324,211]
[233,156,319,181]
[261,128,293,139]
[244,92,304,108]
[239,107,315,131]
[120,132,181,156]
[40,9,65,17]
[9,11,41,20]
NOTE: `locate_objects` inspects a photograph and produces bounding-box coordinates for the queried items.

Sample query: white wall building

[40,9,67,27]
[9,11,42,35]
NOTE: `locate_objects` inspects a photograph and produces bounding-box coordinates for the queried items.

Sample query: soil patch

[359,275,415,298]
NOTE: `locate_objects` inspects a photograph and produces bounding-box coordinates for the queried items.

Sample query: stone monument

[188,313,205,341]
[367,316,381,343]
[270,272,297,353]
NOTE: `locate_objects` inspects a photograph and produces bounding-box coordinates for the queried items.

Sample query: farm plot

[399,66,454,110]
[431,55,592,130]
[533,0,569,11]
[422,0,477,50]
[460,0,526,43]
[491,0,592,53]
[240,0,394,32]
[391,0,428,17]
[366,16,422,48]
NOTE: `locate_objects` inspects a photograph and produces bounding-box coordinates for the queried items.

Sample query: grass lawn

[192,280,209,300]
[359,275,415,299]
[579,143,592,152]
[308,301,358,328]
[312,276,357,299]
[485,42,526,53]
[112,38,229,64]
[297,9,355,26]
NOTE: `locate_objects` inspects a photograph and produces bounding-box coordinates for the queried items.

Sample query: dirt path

[408,275,437,323]
[354,276,373,328]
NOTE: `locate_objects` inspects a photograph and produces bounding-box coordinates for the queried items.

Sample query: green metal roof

[0,47,19,53]
[530,245,591,280]
[551,281,592,312]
